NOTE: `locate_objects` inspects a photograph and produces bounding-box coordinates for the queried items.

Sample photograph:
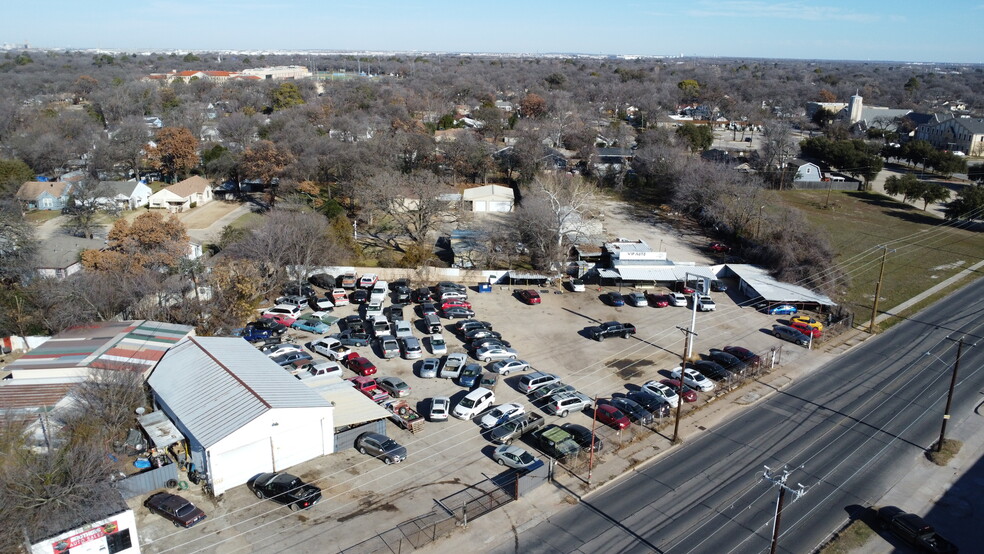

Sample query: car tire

[509,355,516,360]
[173,521,180,527]
[501,370,509,376]
[622,333,629,339]
[496,458,504,466]
[560,410,569,417]
[358,446,367,455]
[774,332,782,339]
[254,489,265,499]
[484,357,491,362]
[384,457,392,465]
[289,502,299,511]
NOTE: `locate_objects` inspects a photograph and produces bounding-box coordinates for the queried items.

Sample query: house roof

[160,176,211,199]
[16,181,71,201]
[36,234,106,270]
[462,184,514,202]
[147,337,332,448]
[5,320,194,375]
[949,117,984,135]
[98,181,142,197]
[0,378,81,415]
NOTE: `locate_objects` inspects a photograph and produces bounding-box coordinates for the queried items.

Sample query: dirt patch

[606,358,653,380]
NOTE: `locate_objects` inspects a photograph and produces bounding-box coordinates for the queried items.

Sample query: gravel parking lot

[136,267,819,552]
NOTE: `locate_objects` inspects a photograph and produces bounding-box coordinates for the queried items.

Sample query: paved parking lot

[135,274,821,552]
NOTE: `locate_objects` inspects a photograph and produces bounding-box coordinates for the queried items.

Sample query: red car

[789,321,822,338]
[648,294,670,308]
[676,282,696,295]
[724,346,761,368]
[517,290,542,305]
[595,404,631,430]
[708,242,731,253]
[262,314,297,326]
[343,354,377,376]
[660,379,698,402]
[440,300,473,311]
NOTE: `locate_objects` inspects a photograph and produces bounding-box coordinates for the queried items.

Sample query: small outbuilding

[462,184,514,212]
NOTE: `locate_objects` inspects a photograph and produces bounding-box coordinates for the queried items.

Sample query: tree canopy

[146,127,200,182]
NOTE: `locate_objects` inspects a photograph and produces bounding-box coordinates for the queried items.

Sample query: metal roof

[147,337,332,448]
[137,410,185,449]
[307,377,390,428]
[724,264,836,306]
[0,378,81,415]
[613,266,678,282]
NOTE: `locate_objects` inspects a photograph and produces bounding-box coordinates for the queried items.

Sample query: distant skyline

[3,1,981,64]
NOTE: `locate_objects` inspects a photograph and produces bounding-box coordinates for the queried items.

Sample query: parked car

[627,292,648,307]
[350,289,369,304]
[342,315,366,332]
[724,345,762,368]
[308,273,336,289]
[648,294,670,308]
[519,372,561,394]
[443,306,476,319]
[595,404,631,430]
[456,319,493,333]
[707,242,730,253]
[562,423,603,452]
[248,472,322,511]
[480,403,525,429]
[492,445,540,470]
[412,287,434,303]
[465,328,501,341]
[693,360,732,381]
[640,380,680,408]
[419,358,441,378]
[767,304,798,315]
[458,363,483,388]
[429,396,450,421]
[355,432,406,464]
[393,285,412,304]
[365,301,385,321]
[262,304,303,324]
[345,356,377,376]
[707,349,748,373]
[400,336,423,359]
[271,351,313,366]
[605,291,625,306]
[435,281,467,293]
[428,334,447,355]
[333,330,371,347]
[441,299,473,311]
[378,337,400,359]
[609,396,653,425]
[773,324,811,346]
[530,382,576,403]
[517,290,542,305]
[660,378,699,402]
[791,315,824,331]
[377,376,411,398]
[670,366,716,392]
[710,279,728,292]
[668,292,688,307]
[248,318,288,336]
[308,295,335,311]
[144,492,207,528]
[291,319,330,334]
[358,273,379,289]
[419,302,439,317]
[569,279,586,292]
[877,505,958,554]
[475,345,518,362]
[790,321,822,338]
[627,390,672,417]
[676,282,697,295]
[339,273,358,289]
[470,338,512,351]
[543,391,593,417]
[490,359,530,376]
[293,361,344,380]
[276,294,310,308]
[387,305,406,323]
[262,343,303,357]
[452,387,496,419]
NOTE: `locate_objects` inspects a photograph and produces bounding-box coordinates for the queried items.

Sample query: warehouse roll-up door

[209,439,272,495]
[272,422,325,470]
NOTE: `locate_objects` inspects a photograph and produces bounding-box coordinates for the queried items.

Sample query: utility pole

[762,466,808,554]
[673,326,698,444]
[867,246,894,334]
[936,338,964,452]
[685,291,698,359]
[588,396,599,482]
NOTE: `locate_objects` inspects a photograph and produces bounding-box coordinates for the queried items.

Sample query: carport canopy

[137,410,185,449]
[724,264,836,306]
[310,378,390,428]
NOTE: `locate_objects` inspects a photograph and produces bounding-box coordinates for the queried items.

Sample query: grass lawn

[23,210,62,223]
[779,190,984,323]
[226,210,263,230]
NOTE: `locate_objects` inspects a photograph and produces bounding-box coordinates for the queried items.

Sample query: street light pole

[936,338,964,452]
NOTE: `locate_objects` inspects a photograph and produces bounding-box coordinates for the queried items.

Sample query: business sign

[619,251,666,261]
[51,520,119,553]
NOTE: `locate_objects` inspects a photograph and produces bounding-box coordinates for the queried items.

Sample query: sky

[2,0,981,63]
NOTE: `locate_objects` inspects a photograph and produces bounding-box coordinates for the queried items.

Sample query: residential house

[36,234,106,279]
[788,159,823,182]
[462,184,514,212]
[16,181,73,211]
[97,181,152,210]
[147,176,213,212]
[915,116,984,156]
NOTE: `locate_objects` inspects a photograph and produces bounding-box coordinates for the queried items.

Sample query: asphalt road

[493,278,984,554]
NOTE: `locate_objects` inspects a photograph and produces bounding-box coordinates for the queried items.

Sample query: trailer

[386,400,425,434]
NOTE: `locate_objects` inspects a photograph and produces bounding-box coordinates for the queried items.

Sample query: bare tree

[63,177,110,239]
[217,111,258,151]
[759,120,797,188]
[516,173,599,270]
[65,370,148,441]
[353,170,457,252]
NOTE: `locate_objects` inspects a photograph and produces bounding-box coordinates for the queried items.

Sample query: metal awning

[310,378,391,428]
[137,410,185,449]
[613,267,678,282]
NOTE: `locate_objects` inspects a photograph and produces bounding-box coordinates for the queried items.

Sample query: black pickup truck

[877,506,958,553]
[587,321,636,341]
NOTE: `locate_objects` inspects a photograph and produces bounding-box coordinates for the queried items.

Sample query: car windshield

[175,502,196,517]
[381,439,398,450]
[459,398,475,409]
[517,451,535,464]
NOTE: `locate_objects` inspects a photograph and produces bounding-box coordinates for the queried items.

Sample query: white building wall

[31,509,140,554]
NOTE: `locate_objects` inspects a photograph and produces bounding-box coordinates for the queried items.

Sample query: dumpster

[478,283,492,293]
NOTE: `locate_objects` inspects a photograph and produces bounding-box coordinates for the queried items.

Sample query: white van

[452,387,496,419]
[370,281,388,304]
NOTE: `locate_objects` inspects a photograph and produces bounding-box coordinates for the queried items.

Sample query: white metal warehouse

[147,337,334,495]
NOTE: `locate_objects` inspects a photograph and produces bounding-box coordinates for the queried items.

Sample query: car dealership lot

[136,279,814,552]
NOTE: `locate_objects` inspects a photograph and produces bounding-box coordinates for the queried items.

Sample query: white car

[640,379,680,408]
[358,273,378,289]
[365,301,385,321]
[570,279,586,292]
[263,304,303,319]
[394,320,413,339]
[479,403,525,430]
[670,366,715,392]
[452,387,495,419]
[430,396,450,421]
[696,295,716,312]
[490,359,530,376]
[310,297,335,311]
[475,345,518,363]
[668,293,688,307]
[295,361,343,381]
[264,344,304,358]
[428,334,447,355]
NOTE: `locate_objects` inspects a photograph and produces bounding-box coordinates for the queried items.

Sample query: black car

[627,390,671,418]
[271,351,313,366]
[248,472,322,511]
[443,306,475,319]
[283,282,317,299]
[389,278,411,291]
[562,423,603,452]
[470,338,511,351]
[350,289,369,304]
[412,287,434,303]
[693,360,732,381]
[434,281,466,293]
[248,319,288,336]
[419,302,438,317]
[707,349,747,373]
[456,320,493,334]
[723,346,761,368]
[609,396,653,425]
[393,286,412,303]
[710,279,728,292]
[387,305,405,322]
[464,328,502,341]
[144,492,207,528]
[307,273,337,289]
[605,291,626,306]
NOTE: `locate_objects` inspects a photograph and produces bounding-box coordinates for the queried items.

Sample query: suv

[544,391,593,417]
[400,336,422,359]
[519,372,561,394]
[356,432,407,464]
[452,387,495,419]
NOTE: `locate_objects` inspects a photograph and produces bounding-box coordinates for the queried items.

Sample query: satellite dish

[135,406,146,415]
